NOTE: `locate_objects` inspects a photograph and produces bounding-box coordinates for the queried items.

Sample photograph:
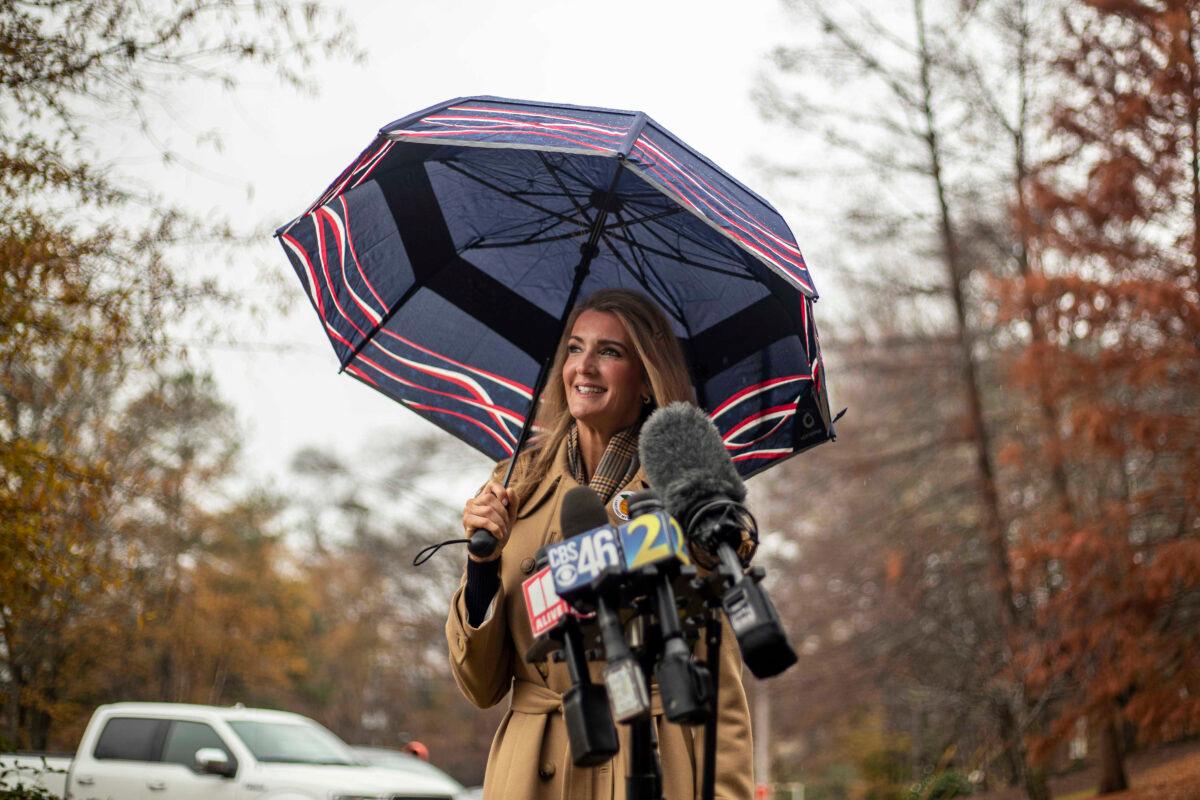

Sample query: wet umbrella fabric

[276,96,833,479]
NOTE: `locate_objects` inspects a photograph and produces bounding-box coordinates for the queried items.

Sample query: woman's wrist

[465,557,501,627]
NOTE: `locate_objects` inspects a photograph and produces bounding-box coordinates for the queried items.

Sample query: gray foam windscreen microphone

[638,402,746,525]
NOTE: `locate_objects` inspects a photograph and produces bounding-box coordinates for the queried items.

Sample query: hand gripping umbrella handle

[465,428,526,560]
[468,527,499,559]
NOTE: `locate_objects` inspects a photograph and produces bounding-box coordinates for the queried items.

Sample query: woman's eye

[601,347,621,357]
[567,343,582,353]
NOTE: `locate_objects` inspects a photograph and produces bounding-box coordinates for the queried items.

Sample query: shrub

[908,769,973,800]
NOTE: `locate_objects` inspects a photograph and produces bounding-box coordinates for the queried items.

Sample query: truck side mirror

[194,748,235,778]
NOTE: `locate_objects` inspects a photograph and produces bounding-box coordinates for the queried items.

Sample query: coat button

[520,557,535,575]
[538,761,556,780]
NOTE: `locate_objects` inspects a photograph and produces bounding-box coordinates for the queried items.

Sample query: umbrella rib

[619,218,681,312]
[511,215,583,243]
[536,152,593,222]
[599,227,687,329]
[632,247,701,407]
[610,206,684,228]
[610,210,656,291]
[635,214,763,279]
[468,207,682,250]
[605,199,744,270]
[604,228,755,280]
[470,229,589,249]
[632,200,766,269]
[549,161,666,208]
[440,161,583,228]
[448,157,683,252]
[639,211,752,266]
[610,217,691,330]
[631,224,720,270]
[463,214,582,250]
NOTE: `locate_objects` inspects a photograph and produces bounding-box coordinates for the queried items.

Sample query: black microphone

[556,487,651,723]
[528,486,619,766]
[640,402,798,679]
[625,490,712,725]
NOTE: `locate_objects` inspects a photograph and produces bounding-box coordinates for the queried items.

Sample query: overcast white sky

[130,0,840,493]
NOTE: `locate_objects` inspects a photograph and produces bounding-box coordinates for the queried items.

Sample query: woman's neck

[575,422,612,480]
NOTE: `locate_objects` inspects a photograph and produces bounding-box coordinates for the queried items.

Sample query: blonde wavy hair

[509,288,694,502]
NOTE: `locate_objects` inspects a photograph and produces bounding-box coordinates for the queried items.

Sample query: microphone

[524,487,619,766]
[639,402,798,679]
[639,403,752,562]
[623,490,712,725]
[549,487,651,723]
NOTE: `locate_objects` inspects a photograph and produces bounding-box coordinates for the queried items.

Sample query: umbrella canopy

[276,96,833,475]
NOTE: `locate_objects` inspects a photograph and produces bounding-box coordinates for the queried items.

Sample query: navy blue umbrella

[276,96,833,480]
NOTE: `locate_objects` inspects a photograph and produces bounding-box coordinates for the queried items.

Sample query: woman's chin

[569,409,603,428]
[570,408,640,434]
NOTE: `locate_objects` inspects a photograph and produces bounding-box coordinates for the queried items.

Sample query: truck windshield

[228,721,360,766]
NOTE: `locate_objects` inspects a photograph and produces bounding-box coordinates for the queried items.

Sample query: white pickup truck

[0,702,466,800]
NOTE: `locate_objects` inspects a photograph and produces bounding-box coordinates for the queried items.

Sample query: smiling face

[562,309,647,437]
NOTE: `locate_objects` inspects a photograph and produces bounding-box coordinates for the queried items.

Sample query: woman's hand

[463,481,517,563]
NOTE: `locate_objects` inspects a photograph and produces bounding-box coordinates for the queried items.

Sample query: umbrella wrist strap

[412,537,470,566]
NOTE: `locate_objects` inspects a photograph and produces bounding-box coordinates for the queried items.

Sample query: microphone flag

[618,511,689,571]
[542,510,689,599]
[523,566,569,638]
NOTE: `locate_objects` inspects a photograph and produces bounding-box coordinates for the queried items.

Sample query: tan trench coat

[446,440,754,800]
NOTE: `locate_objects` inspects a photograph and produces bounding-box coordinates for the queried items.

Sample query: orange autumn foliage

[997,0,1200,781]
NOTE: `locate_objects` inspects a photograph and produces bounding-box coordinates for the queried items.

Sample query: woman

[445,288,753,800]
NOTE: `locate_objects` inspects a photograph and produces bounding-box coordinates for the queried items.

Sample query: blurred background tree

[1005,0,1200,793]
[0,0,357,750]
[756,0,1062,796]
[753,0,1200,797]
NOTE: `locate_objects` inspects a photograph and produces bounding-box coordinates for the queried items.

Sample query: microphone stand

[624,572,725,800]
[625,604,663,800]
[692,567,732,800]
[701,610,722,800]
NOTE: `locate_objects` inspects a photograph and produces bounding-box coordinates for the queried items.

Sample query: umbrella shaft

[500,160,627,487]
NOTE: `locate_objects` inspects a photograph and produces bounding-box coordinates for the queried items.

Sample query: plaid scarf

[566,422,641,503]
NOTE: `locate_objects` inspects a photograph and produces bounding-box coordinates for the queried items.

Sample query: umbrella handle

[468,527,500,559]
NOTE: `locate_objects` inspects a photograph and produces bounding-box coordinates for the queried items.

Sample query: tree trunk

[913,5,1048,798]
[997,699,1051,800]
[1188,13,1200,279]
[28,707,51,752]
[914,0,1018,626]
[1097,714,1129,794]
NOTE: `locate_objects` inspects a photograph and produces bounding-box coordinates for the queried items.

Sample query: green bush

[908,769,973,800]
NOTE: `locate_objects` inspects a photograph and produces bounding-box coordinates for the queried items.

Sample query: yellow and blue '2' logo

[618,511,690,570]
